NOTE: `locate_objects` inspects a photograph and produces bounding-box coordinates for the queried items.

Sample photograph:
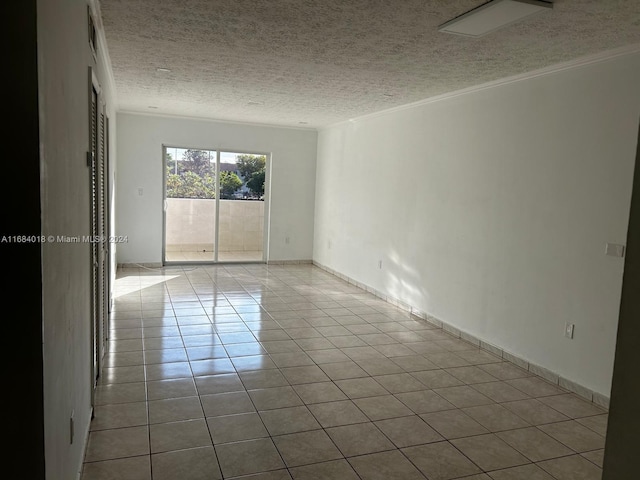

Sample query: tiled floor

[165,250,263,262]
[82,264,607,480]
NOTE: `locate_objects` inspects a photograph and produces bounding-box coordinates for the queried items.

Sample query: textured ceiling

[98,0,640,127]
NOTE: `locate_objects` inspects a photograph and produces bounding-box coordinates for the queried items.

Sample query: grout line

[312,261,609,410]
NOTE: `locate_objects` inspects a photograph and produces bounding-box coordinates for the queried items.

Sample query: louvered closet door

[90,86,99,385]
[97,110,106,361]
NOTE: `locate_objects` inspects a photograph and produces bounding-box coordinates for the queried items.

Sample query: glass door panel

[217,152,266,262]
[164,146,217,262]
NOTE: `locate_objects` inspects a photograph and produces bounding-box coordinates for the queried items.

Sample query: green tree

[246,170,265,196]
[220,171,242,198]
[166,168,216,199]
[181,149,213,176]
[236,155,266,180]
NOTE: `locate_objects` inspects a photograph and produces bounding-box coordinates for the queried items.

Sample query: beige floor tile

[151,446,221,480]
[259,406,321,436]
[326,422,395,457]
[81,455,151,480]
[146,377,197,401]
[248,386,304,410]
[395,390,456,414]
[90,402,148,431]
[478,362,532,381]
[186,345,228,360]
[424,352,471,368]
[84,426,149,462]
[104,351,145,368]
[375,415,443,447]
[225,342,267,357]
[356,358,405,376]
[201,391,256,416]
[445,366,499,384]
[96,265,609,480]
[354,395,414,421]
[294,337,335,351]
[506,377,566,398]
[391,355,440,372]
[411,370,464,389]
[497,427,574,461]
[335,377,389,398]
[239,369,290,389]
[94,382,146,405]
[195,373,244,395]
[372,343,416,357]
[538,454,603,480]
[372,373,426,393]
[402,441,482,480]
[216,438,285,477]
[432,386,494,408]
[148,396,204,424]
[191,358,236,375]
[319,361,369,380]
[290,459,359,480]
[150,418,212,453]
[145,362,192,381]
[462,404,530,432]
[451,434,530,471]
[575,414,608,436]
[347,450,427,480]
[273,430,343,467]
[501,399,570,425]
[307,399,369,427]
[420,409,489,439]
[293,382,348,404]
[472,382,531,403]
[581,448,604,469]
[538,394,606,419]
[269,352,315,368]
[280,365,331,384]
[487,463,555,479]
[538,420,606,452]
[143,337,183,351]
[98,365,146,385]
[233,470,292,480]
[328,336,368,348]
[307,349,351,364]
[207,412,269,444]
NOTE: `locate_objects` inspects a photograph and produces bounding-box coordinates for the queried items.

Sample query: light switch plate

[605,243,625,257]
[564,322,574,339]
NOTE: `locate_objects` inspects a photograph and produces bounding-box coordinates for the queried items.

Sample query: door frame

[162,144,271,265]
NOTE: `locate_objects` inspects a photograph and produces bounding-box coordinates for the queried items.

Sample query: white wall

[37,0,117,478]
[116,114,317,263]
[314,50,640,396]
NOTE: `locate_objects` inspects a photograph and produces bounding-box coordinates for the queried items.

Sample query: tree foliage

[166,150,263,200]
[220,171,243,198]
[246,170,265,197]
[166,168,216,198]
[237,155,266,180]
[237,154,266,196]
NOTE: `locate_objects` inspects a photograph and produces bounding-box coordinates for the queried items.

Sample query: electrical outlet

[137,187,144,196]
[564,322,574,339]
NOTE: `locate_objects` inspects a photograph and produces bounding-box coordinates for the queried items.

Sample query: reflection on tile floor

[165,250,263,262]
[82,264,607,480]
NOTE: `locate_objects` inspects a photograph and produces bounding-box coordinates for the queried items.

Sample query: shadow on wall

[384,248,432,315]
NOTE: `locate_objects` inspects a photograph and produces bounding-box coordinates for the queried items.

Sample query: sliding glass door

[163,146,267,263]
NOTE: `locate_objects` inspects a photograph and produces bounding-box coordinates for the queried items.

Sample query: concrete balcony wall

[166,198,264,252]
